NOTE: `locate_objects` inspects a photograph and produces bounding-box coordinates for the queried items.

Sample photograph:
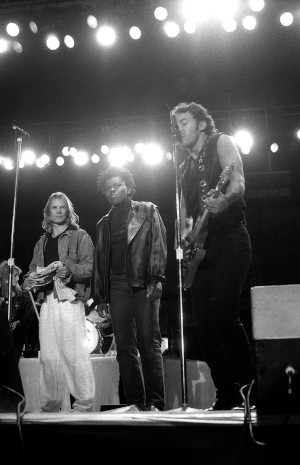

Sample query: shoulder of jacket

[68,228,89,241]
[133,201,157,212]
[37,233,47,244]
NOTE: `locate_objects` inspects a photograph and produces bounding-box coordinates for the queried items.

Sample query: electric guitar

[182,162,235,289]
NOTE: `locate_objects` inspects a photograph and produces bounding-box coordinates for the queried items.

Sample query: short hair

[0,260,22,298]
[171,101,217,135]
[42,192,79,233]
[97,166,136,199]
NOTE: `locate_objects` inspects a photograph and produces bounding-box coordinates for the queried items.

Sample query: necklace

[198,135,210,172]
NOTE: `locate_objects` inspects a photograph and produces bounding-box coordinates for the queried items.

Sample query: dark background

[1,0,300,349]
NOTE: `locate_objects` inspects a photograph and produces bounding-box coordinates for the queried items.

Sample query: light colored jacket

[29,226,94,302]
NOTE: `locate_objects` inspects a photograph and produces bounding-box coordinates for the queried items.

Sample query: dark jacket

[93,200,167,304]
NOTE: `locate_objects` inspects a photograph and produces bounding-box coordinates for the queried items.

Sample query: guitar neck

[190,208,209,242]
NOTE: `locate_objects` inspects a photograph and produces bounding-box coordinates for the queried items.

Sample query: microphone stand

[7,125,29,323]
[170,113,188,410]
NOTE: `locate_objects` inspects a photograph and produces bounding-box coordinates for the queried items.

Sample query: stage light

[297,130,300,140]
[233,130,253,154]
[242,15,257,30]
[280,12,293,27]
[129,26,141,40]
[154,7,168,21]
[184,21,196,34]
[127,152,135,162]
[69,147,77,156]
[36,158,46,168]
[64,35,75,48]
[141,143,163,165]
[108,146,131,167]
[214,0,239,20]
[249,0,265,13]
[62,146,70,156]
[101,145,110,155]
[270,143,279,153]
[6,23,20,37]
[181,0,211,22]
[87,15,98,29]
[241,146,251,155]
[166,152,172,161]
[56,156,64,166]
[134,142,144,154]
[91,153,100,163]
[46,34,60,51]
[40,154,50,164]
[3,158,14,170]
[29,21,38,34]
[96,26,116,47]
[0,38,10,54]
[12,41,22,53]
[164,21,180,38]
[73,150,89,166]
[222,17,237,32]
[21,149,36,165]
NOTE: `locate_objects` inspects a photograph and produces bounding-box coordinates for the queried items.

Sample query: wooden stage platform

[1,355,299,465]
[1,404,299,465]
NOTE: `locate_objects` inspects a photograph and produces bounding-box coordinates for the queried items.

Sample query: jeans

[191,222,254,392]
[110,274,165,409]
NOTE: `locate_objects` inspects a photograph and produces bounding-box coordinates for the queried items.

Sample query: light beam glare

[141,144,163,165]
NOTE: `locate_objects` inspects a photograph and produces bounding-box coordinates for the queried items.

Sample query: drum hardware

[85,317,114,354]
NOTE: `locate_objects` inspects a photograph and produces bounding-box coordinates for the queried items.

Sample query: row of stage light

[0,0,298,54]
[1,128,300,171]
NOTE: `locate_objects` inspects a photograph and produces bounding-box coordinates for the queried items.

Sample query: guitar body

[183,240,207,290]
[182,162,235,290]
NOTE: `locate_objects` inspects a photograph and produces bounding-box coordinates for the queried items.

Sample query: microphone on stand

[170,111,180,142]
[12,122,30,138]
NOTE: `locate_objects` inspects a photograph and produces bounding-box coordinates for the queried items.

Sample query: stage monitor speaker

[251,285,300,414]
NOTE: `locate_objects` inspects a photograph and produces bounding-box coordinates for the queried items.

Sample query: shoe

[133,404,147,411]
[147,404,164,412]
[149,406,160,412]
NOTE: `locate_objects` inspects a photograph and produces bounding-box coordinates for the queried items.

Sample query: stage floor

[1,403,299,464]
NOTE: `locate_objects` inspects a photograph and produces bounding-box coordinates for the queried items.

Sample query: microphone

[170,111,179,141]
[12,123,30,138]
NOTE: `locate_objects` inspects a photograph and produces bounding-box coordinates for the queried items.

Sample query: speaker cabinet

[251,285,300,414]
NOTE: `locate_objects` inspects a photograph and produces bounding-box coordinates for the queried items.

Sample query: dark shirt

[110,198,131,275]
[43,228,67,291]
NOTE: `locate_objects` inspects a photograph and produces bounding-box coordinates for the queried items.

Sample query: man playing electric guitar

[172,101,254,410]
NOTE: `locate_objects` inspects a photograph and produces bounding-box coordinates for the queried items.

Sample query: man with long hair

[93,167,167,411]
[27,192,95,412]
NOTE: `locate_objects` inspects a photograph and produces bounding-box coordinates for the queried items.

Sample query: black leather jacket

[93,200,167,304]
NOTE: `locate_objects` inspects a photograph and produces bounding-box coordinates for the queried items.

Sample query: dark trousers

[191,222,254,392]
[110,274,165,409]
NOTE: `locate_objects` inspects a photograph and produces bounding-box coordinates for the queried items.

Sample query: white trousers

[39,292,95,412]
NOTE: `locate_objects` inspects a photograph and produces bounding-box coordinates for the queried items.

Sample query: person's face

[49,198,68,225]
[12,271,19,287]
[104,176,130,206]
[5,271,19,289]
[175,111,205,149]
